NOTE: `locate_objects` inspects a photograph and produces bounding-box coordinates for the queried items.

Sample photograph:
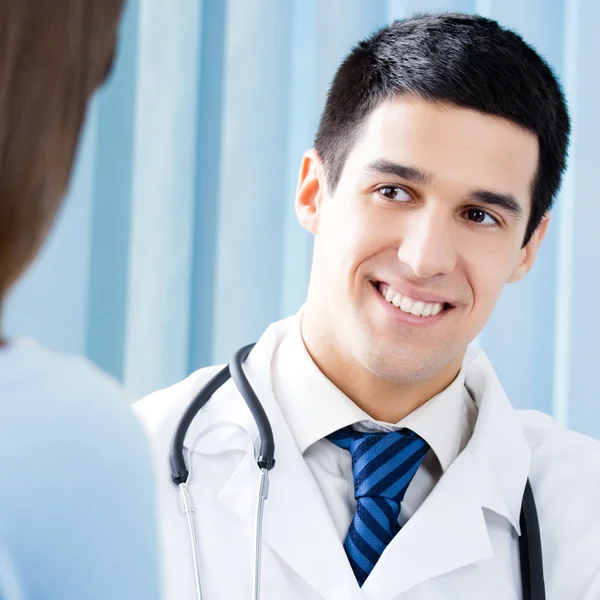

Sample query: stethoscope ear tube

[169,343,275,600]
[169,364,232,484]
[170,343,276,484]
[519,479,545,600]
[229,344,276,471]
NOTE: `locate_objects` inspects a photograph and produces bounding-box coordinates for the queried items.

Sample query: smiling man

[135,13,600,600]
[300,95,544,425]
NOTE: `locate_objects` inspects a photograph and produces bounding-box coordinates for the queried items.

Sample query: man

[136,13,600,600]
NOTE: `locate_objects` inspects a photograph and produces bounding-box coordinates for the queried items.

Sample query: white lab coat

[135,316,600,600]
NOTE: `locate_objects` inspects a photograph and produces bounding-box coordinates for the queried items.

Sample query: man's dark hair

[0,0,125,312]
[314,13,570,245]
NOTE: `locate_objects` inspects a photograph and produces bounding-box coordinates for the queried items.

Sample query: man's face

[297,96,545,384]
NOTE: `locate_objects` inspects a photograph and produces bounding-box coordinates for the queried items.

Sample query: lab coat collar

[463,346,531,533]
[192,318,531,599]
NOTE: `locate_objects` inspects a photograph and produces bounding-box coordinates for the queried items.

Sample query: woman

[0,2,160,599]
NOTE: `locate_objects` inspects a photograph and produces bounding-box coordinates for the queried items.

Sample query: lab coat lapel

[361,347,531,600]
[464,348,531,532]
[217,321,362,600]
[361,447,494,600]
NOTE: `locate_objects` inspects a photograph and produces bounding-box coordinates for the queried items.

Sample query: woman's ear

[508,213,550,283]
[295,149,326,234]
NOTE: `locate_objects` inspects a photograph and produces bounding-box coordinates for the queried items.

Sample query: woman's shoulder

[0,338,129,399]
[0,337,150,479]
[0,338,136,428]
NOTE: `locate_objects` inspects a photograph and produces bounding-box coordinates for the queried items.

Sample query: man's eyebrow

[469,190,525,221]
[364,160,434,185]
[365,159,526,220]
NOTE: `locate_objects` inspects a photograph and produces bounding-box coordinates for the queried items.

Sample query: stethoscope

[170,343,546,600]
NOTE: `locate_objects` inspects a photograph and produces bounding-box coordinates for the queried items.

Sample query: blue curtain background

[5,0,600,439]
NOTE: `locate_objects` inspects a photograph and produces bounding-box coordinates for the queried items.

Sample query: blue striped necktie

[327,426,430,586]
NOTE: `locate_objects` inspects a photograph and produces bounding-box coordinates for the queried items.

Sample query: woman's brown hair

[0,0,125,313]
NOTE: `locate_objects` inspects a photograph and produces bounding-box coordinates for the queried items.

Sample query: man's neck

[300,321,463,424]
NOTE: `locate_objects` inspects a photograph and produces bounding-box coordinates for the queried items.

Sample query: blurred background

[4,0,599,438]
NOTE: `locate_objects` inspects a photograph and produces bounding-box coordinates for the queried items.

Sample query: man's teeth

[380,284,445,317]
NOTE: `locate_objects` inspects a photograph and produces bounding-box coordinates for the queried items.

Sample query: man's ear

[295,149,326,234]
[508,213,550,283]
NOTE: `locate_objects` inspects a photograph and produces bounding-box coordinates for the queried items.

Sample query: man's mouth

[374,282,452,317]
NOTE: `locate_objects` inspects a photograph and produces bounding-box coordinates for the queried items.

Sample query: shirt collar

[271,311,476,473]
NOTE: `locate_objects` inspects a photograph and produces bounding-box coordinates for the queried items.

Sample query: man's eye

[377,186,411,202]
[466,208,498,226]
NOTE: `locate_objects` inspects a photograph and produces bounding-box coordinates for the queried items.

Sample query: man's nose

[396,209,458,278]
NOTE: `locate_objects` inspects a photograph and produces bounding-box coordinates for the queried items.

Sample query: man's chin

[359,344,432,381]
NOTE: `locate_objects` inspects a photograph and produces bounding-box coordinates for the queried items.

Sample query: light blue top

[0,339,160,600]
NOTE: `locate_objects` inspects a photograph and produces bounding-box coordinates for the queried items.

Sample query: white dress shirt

[271,314,479,541]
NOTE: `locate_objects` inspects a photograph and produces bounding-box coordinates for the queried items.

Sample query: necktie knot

[327,426,430,586]
[328,427,429,503]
